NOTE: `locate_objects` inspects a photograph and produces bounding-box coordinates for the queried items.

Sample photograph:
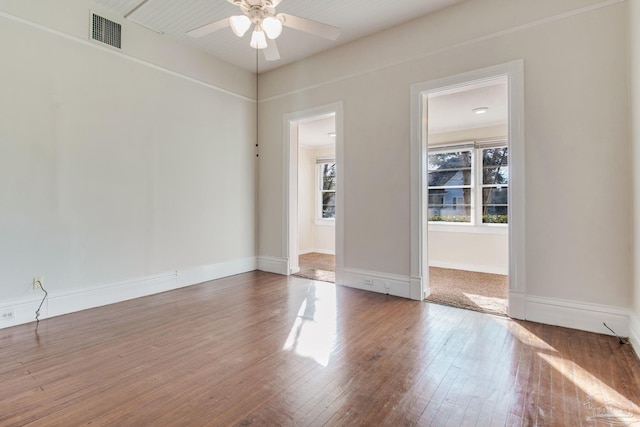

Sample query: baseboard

[630,312,640,359]
[342,268,412,299]
[508,290,526,320]
[299,249,335,256]
[524,295,630,337]
[428,261,508,276]
[312,249,336,255]
[0,257,257,330]
[410,276,423,301]
[257,256,289,275]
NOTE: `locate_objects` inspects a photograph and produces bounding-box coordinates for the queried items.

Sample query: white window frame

[428,140,508,232]
[316,158,336,225]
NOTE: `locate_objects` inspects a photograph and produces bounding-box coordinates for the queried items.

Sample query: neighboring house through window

[428,141,508,225]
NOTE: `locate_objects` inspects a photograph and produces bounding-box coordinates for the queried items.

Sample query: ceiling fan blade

[186,17,230,38]
[278,13,340,41]
[270,0,284,7]
[263,39,280,61]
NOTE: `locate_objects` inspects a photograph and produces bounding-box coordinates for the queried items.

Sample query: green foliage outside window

[428,214,508,223]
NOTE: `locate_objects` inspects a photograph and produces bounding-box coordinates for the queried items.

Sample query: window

[481,147,509,223]
[318,160,336,220]
[427,150,472,223]
[428,142,508,225]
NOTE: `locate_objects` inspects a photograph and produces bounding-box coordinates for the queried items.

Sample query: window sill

[428,223,508,235]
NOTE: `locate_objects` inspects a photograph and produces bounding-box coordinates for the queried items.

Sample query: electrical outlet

[1,309,15,321]
[364,279,374,285]
[33,276,44,290]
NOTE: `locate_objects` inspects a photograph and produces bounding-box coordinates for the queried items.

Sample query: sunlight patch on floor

[283,282,337,367]
[463,292,507,313]
[538,352,640,425]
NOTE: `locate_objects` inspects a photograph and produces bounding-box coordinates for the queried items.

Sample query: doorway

[284,102,344,285]
[294,115,337,282]
[426,77,509,315]
[410,61,526,318]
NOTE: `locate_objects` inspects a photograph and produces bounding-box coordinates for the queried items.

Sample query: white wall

[298,146,336,255]
[630,0,640,353]
[428,229,508,275]
[258,0,632,332]
[0,0,257,327]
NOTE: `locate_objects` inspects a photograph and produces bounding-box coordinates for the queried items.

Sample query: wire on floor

[603,322,629,345]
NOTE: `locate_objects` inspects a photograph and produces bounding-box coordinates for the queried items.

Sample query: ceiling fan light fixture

[262,16,282,39]
[250,28,268,49]
[230,15,251,37]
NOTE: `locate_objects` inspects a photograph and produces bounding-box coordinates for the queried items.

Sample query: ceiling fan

[186,0,341,61]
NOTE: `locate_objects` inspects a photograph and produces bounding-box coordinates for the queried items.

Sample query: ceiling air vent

[91,13,121,49]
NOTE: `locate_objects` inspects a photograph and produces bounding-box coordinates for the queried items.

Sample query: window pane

[322,205,335,219]
[321,163,336,191]
[322,191,335,219]
[428,151,472,171]
[482,147,509,185]
[482,147,508,166]
[323,176,336,191]
[428,206,471,223]
[429,169,471,186]
[482,187,508,205]
[482,206,508,223]
[428,188,470,206]
[482,187,508,223]
[322,192,335,206]
[319,162,336,219]
[482,166,509,185]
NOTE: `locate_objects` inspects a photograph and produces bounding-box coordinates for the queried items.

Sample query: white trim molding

[299,249,336,256]
[524,296,630,338]
[410,276,424,301]
[0,10,253,102]
[259,0,622,103]
[257,256,290,276]
[428,261,508,276]
[629,312,640,358]
[283,102,344,281]
[410,60,526,316]
[508,290,526,319]
[342,268,412,299]
[0,257,257,330]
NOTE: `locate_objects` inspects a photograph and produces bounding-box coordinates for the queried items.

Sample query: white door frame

[283,102,344,283]
[410,60,526,318]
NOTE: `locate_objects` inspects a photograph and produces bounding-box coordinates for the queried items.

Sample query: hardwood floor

[1,271,639,426]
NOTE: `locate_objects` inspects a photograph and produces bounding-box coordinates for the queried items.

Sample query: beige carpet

[294,254,507,316]
[294,253,335,283]
[427,267,508,316]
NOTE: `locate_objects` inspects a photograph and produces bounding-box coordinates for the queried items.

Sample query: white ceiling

[298,115,335,149]
[94,0,465,73]
[92,0,504,136]
[428,77,508,135]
